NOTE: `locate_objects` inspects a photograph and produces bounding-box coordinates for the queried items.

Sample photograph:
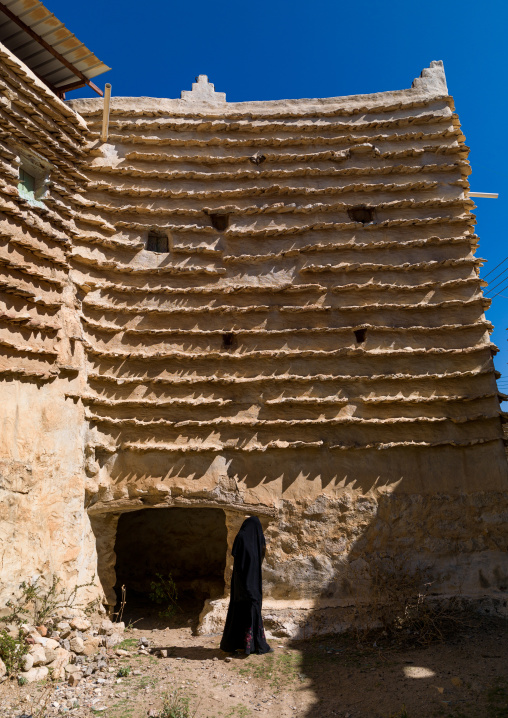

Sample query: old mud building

[0,1,507,636]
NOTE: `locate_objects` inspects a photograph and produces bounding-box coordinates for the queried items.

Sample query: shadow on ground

[157,645,226,660]
[115,589,204,631]
[290,615,508,718]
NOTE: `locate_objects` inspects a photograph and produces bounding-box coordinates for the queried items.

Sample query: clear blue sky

[51,0,507,392]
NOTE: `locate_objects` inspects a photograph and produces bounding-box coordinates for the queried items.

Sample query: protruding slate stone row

[0,42,92,381]
[71,85,501,458]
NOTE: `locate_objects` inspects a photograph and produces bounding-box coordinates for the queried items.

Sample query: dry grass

[346,555,472,647]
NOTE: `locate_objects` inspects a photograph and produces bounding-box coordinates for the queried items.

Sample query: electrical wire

[484,288,507,299]
[485,272,508,295]
[488,279,508,299]
[483,264,508,290]
[482,254,508,280]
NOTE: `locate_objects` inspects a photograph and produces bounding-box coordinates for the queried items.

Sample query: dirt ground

[1,610,507,718]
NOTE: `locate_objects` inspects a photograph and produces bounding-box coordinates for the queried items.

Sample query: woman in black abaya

[220,516,272,655]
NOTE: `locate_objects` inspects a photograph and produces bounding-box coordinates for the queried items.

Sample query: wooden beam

[55,80,87,94]
[469,192,499,199]
[0,1,103,97]
[86,80,103,97]
[55,79,103,98]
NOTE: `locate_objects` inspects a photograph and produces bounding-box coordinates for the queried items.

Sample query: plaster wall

[0,41,99,607]
[0,53,507,635]
[67,64,508,630]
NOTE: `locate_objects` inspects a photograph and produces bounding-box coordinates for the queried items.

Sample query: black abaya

[220,516,272,655]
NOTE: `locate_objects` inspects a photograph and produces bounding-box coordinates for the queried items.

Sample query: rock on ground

[19,666,49,683]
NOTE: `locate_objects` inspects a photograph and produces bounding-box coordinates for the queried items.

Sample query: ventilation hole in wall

[249,153,266,165]
[222,332,237,350]
[209,213,229,231]
[347,206,374,224]
[354,328,367,344]
[146,232,169,253]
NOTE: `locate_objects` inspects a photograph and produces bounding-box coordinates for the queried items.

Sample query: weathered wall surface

[0,56,506,634]
[65,63,508,631]
[0,41,99,607]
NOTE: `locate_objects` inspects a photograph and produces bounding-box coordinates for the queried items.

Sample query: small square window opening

[354,328,367,344]
[208,213,229,231]
[222,332,237,350]
[146,233,169,253]
[18,168,36,201]
[17,155,50,207]
[249,153,266,166]
[348,206,374,224]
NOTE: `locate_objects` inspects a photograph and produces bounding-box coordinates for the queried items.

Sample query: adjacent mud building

[0,0,506,635]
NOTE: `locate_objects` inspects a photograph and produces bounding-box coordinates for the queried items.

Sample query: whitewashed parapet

[181,75,227,105]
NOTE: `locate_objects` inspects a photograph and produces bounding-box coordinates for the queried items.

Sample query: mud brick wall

[1,58,506,636]
[0,40,99,607]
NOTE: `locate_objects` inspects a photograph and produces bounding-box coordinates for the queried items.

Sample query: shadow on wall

[88,440,508,716]
[275,445,508,718]
[96,445,402,501]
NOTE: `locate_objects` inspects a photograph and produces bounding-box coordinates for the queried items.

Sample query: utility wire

[490,284,508,299]
[485,270,508,294]
[482,254,508,280]
[483,264,508,290]
[486,277,508,298]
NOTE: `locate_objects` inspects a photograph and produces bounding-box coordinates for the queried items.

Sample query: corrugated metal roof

[0,0,110,93]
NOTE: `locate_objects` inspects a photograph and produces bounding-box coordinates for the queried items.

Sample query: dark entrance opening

[113,507,227,628]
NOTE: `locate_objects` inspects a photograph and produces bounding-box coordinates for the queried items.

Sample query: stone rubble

[12,612,126,686]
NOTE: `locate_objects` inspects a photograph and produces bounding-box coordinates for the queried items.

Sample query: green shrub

[158,689,193,718]
[1,575,97,627]
[0,629,28,675]
[389,707,410,718]
[149,573,179,619]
